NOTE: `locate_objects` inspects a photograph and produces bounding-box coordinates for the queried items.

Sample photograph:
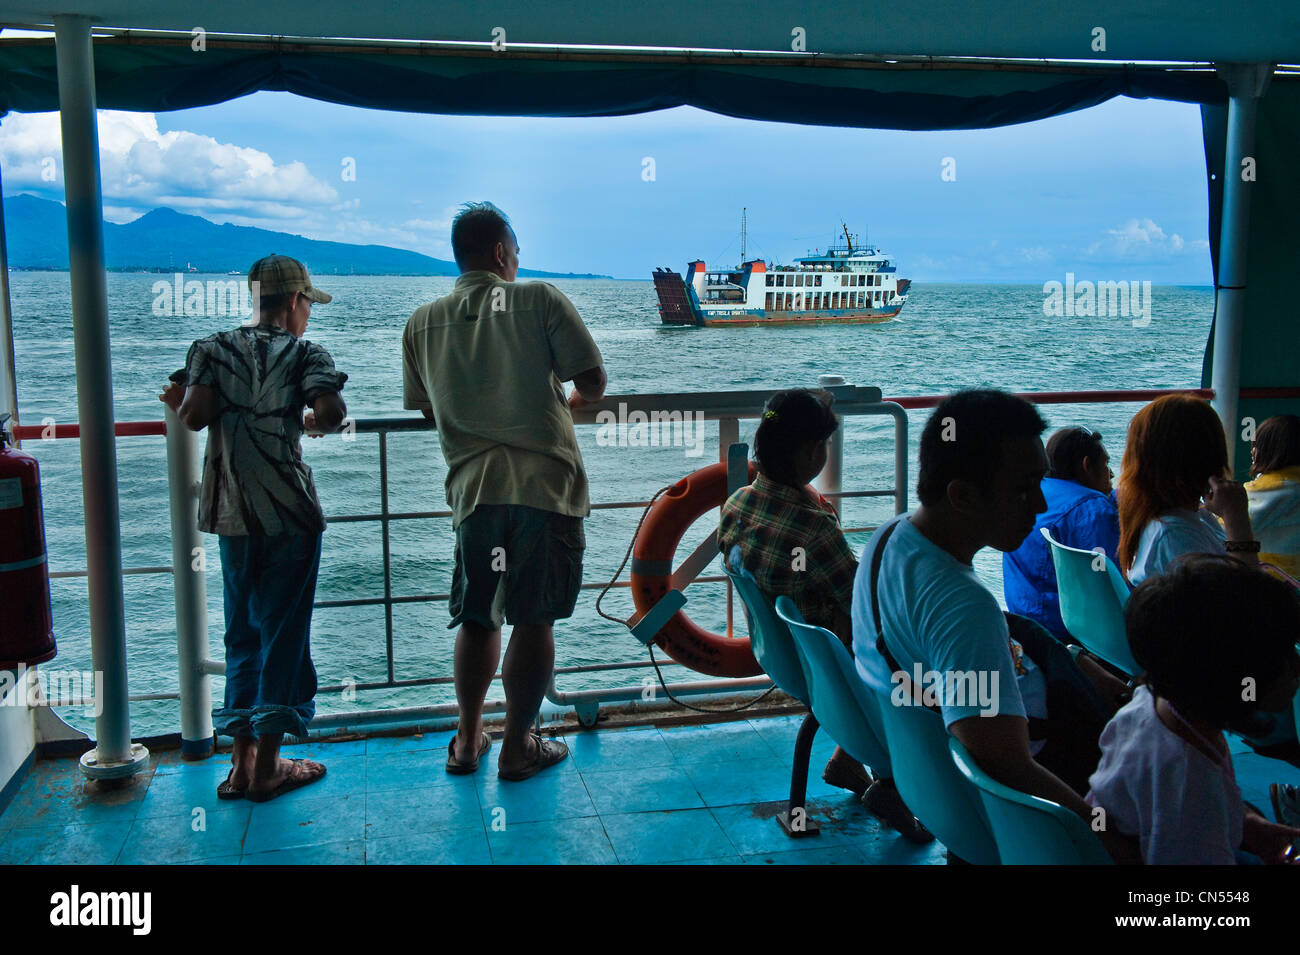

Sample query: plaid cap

[247,254,332,304]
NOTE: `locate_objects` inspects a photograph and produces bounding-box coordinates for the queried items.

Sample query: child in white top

[1087,554,1300,864]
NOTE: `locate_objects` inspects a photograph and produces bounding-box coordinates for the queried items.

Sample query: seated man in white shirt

[852,390,1120,853]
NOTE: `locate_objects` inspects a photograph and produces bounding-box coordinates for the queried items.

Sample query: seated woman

[1246,414,1300,578]
[718,388,930,843]
[1117,394,1259,586]
[1086,554,1300,864]
[1004,425,1118,643]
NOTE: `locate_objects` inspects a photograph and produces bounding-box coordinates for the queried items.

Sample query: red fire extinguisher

[0,413,57,669]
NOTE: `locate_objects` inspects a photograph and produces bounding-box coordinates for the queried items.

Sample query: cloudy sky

[0,89,1213,283]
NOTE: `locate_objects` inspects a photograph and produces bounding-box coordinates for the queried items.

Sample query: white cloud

[0,112,461,257]
[1085,218,1209,261]
[1015,246,1053,264]
[0,111,337,219]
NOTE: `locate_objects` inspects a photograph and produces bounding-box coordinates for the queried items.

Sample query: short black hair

[1126,554,1300,732]
[753,389,838,485]
[1046,426,1106,484]
[451,202,512,271]
[916,390,1047,506]
[256,291,294,316]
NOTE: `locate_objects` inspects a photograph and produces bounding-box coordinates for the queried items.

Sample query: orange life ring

[630,460,764,678]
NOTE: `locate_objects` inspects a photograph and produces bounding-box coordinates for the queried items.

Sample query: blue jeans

[214,533,322,740]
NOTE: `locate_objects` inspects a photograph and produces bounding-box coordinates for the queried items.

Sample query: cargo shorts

[448,504,585,630]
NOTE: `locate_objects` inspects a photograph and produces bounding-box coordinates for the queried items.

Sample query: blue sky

[1,89,1213,283]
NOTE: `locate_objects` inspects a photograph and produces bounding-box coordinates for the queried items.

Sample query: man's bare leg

[453,621,502,762]
[229,734,257,789]
[498,622,554,774]
[248,732,324,794]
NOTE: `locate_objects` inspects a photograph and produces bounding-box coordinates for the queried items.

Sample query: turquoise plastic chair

[948,738,1113,865]
[773,596,893,775]
[723,550,820,836]
[864,680,1002,864]
[1041,526,1140,676]
[724,549,810,706]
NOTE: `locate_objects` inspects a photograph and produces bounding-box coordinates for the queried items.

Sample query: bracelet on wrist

[1225,540,1261,553]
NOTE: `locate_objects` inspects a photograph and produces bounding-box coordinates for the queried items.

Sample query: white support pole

[1210,63,1272,469]
[816,374,845,515]
[53,15,147,780]
[0,166,20,437]
[165,407,213,759]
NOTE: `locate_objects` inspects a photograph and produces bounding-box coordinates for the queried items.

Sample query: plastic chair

[722,550,820,837]
[1041,526,1140,676]
[773,596,893,775]
[948,738,1113,865]
[862,670,1002,865]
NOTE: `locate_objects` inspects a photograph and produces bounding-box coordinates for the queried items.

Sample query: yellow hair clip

[763,409,778,421]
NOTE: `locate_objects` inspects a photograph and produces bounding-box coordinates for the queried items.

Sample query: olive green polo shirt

[402,271,603,527]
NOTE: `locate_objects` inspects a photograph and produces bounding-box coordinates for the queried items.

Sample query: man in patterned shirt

[161,254,347,803]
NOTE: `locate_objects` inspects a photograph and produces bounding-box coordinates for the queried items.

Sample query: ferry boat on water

[653,222,910,327]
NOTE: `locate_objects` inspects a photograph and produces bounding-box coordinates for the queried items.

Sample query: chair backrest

[865,676,1002,865]
[948,738,1113,865]
[773,596,891,772]
[1042,526,1140,676]
[722,550,810,705]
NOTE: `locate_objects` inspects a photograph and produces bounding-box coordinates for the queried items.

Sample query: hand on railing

[303,410,323,437]
[159,382,184,413]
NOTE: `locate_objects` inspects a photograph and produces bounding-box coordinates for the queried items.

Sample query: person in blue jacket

[1003,426,1119,642]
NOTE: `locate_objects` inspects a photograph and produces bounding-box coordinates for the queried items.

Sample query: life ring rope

[591,459,786,711]
[594,482,778,714]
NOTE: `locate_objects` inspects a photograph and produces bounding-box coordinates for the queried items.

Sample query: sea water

[6,273,1213,736]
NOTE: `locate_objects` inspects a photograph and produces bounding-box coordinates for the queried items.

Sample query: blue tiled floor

[2,715,1296,864]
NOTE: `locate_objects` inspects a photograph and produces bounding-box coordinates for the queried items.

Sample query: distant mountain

[1,194,609,279]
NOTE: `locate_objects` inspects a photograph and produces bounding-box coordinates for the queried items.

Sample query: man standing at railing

[161,254,348,803]
[403,202,606,781]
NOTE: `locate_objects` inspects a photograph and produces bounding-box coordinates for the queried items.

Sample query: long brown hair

[1117,395,1229,571]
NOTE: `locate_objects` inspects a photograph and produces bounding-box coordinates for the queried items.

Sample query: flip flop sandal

[245,759,326,803]
[446,731,492,775]
[216,770,246,801]
[498,735,569,782]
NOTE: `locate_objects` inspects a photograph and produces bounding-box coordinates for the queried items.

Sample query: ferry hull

[698,308,901,327]
[653,267,909,328]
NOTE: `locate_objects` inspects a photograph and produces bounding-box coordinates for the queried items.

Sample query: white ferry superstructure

[653,224,910,327]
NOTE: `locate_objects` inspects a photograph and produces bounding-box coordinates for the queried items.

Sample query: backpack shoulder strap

[870,517,940,713]
[870,518,903,671]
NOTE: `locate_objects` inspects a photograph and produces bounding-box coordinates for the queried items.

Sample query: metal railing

[18,383,1295,743]
[12,376,908,743]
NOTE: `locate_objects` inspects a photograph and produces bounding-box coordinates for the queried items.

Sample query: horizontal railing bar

[327,498,660,524]
[25,387,1281,444]
[325,492,894,528]
[882,386,1218,410]
[50,565,171,579]
[313,575,732,610]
